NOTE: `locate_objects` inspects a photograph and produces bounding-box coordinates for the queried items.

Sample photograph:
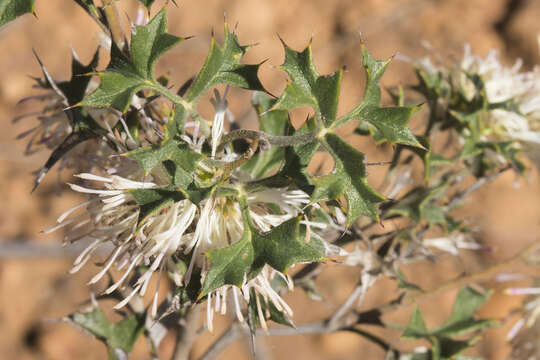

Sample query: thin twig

[445,164,512,210]
[171,305,202,360]
[199,322,247,360]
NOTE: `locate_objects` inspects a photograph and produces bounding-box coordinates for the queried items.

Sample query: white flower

[52,168,321,322]
[423,232,483,256]
[504,287,540,340]
[210,86,234,158]
[459,45,540,167]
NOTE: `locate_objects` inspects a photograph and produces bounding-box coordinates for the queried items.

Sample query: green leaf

[0,0,34,27]
[81,8,185,112]
[433,287,495,337]
[248,289,294,328]
[138,0,155,11]
[312,133,386,224]
[353,105,423,147]
[130,187,186,224]
[242,92,289,178]
[184,23,264,102]
[251,216,324,274]
[389,185,447,226]
[200,227,254,297]
[401,287,496,360]
[127,138,202,181]
[402,306,429,339]
[396,269,423,292]
[337,46,422,147]
[273,40,343,126]
[200,205,324,298]
[58,48,101,108]
[70,307,145,359]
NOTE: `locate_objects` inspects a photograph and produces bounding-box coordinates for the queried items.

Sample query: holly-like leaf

[81,8,185,112]
[0,0,35,27]
[337,46,422,147]
[200,208,324,298]
[200,227,254,298]
[130,187,186,225]
[251,216,325,274]
[184,23,264,102]
[70,307,145,360]
[272,40,342,126]
[312,133,386,224]
[127,138,202,181]
[58,48,101,108]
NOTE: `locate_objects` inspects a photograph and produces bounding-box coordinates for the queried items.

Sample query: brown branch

[171,305,202,360]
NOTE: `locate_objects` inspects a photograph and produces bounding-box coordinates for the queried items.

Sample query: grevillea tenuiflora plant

[6,1,540,359]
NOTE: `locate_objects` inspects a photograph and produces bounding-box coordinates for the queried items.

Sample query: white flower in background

[505,286,540,340]
[458,44,540,167]
[423,232,483,256]
[415,44,540,164]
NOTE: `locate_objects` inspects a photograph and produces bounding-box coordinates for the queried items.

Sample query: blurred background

[1,0,540,359]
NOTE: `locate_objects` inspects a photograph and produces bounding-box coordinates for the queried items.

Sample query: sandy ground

[1,0,540,359]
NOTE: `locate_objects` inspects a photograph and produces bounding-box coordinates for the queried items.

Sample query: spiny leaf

[312,133,386,224]
[273,40,342,126]
[81,8,185,112]
[127,138,202,181]
[251,216,324,274]
[70,307,145,360]
[130,187,186,225]
[200,227,254,297]
[184,23,264,102]
[32,130,99,192]
[0,0,35,27]
[337,46,422,148]
[58,48,101,110]
[200,204,325,298]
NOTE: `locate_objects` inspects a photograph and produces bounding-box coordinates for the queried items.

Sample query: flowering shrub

[5,1,540,359]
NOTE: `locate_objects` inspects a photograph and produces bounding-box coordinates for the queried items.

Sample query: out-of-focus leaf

[0,0,35,27]
[70,307,145,360]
